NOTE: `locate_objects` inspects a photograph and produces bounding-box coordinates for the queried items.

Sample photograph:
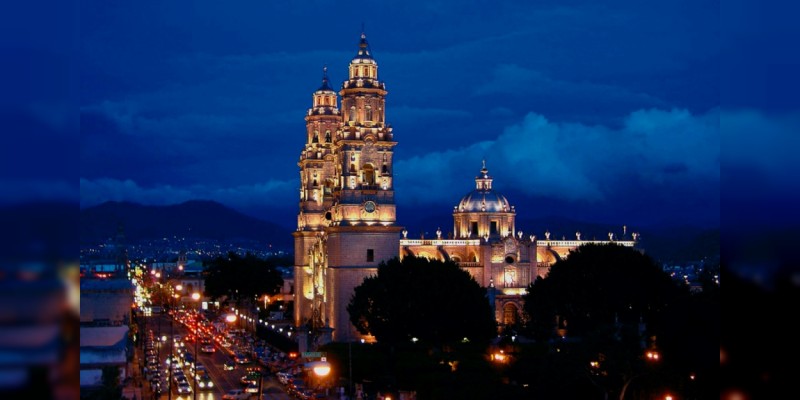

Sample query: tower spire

[476,161,493,191]
[319,65,332,91]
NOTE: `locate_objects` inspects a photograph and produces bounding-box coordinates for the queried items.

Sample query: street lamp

[310,360,331,395]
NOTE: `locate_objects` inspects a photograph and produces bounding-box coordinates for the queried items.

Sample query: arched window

[312,131,319,143]
[363,164,375,185]
[350,163,356,173]
[381,164,388,174]
[503,303,518,326]
[365,106,373,122]
[349,106,356,122]
[325,131,331,143]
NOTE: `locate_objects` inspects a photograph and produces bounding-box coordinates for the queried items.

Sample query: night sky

[78,1,726,232]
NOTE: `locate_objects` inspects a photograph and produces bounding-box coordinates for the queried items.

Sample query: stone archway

[503,302,519,326]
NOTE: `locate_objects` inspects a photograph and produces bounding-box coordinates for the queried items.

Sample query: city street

[141,313,290,400]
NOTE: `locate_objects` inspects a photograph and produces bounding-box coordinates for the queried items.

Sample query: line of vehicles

[143,327,216,397]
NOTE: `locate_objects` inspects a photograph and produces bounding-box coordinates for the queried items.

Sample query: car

[244,382,259,393]
[192,365,206,377]
[201,344,215,353]
[234,354,250,364]
[240,371,259,385]
[222,389,251,400]
[196,373,214,390]
[276,372,291,385]
[176,382,192,394]
[224,361,236,370]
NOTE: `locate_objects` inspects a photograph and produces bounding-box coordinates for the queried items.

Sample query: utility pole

[167,314,172,400]
[349,340,353,398]
[258,369,263,400]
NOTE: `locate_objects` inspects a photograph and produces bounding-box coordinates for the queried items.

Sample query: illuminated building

[294,33,637,341]
[293,33,401,342]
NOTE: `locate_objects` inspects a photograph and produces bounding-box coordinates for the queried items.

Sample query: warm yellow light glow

[312,363,331,377]
[175,284,183,291]
[225,314,237,323]
[492,351,506,362]
[192,292,201,301]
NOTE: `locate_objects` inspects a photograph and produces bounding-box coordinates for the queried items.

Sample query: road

[145,313,290,400]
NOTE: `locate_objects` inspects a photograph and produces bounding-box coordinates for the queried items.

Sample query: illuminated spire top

[318,65,333,92]
[475,161,492,191]
[354,32,373,61]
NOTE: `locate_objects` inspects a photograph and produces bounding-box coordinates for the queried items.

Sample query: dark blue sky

[78,0,724,232]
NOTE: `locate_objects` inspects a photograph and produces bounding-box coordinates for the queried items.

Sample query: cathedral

[293,33,637,342]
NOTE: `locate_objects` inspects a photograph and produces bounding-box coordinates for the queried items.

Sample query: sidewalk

[121,342,152,400]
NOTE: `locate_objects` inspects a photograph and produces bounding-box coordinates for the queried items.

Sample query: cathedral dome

[455,162,513,213]
[457,190,512,213]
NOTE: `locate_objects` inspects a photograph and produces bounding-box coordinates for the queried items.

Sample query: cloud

[390,106,471,122]
[396,107,720,206]
[0,180,78,204]
[80,178,296,211]
[474,64,667,108]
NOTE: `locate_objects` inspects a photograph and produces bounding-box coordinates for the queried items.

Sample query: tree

[203,252,283,302]
[348,256,496,348]
[523,243,683,339]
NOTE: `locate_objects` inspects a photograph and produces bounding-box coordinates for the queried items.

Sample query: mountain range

[80,200,292,249]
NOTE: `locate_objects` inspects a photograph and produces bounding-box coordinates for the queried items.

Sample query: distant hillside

[80,200,292,248]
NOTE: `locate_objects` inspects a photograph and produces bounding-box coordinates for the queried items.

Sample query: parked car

[224,360,236,370]
[222,389,251,400]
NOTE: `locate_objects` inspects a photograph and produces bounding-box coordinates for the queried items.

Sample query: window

[325,130,331,143]
[350,106,356,121]
[381,164,388,174]
[367,249,374,262]
[312,131,319,143]
[363,164,375,185]
[490,221,498,235]
[365,106,373,122]
[470,222,478,237]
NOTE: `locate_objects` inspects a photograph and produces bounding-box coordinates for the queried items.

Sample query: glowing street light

[312,361,331,377]
[175,284,183,291]
[191,292,201,301]
[226,314,237,323]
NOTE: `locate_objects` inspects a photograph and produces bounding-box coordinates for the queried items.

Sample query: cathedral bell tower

[293,33,402,342]
[323,32,401,342]
[293,67,340,334]
[332,32,396,226]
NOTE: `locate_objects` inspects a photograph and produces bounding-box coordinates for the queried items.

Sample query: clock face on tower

[364,201,376,213]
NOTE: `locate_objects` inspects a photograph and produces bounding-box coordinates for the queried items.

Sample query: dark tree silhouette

[203,252,283,302]
[523,243,683,339]
[348,256,496,347]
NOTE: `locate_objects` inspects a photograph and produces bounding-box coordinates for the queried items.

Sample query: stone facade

[294,34,400,342]
[293,34,639,342]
